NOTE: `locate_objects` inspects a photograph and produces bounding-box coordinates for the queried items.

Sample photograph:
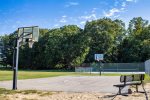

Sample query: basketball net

[28,40,34,48]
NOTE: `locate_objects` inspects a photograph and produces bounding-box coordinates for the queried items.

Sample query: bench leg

[119,87,121,94]
[141,83,146,93]
[136,85,138,92]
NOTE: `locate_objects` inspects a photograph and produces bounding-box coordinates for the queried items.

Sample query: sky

[0,0,150,35]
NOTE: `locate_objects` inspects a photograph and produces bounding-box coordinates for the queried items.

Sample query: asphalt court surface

[0,76,128,93]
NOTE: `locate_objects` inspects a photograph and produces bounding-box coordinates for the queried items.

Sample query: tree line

[1,17,150,69]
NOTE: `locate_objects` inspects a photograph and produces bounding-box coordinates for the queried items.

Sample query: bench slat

[120,74,144,83]
[114,82,141,87]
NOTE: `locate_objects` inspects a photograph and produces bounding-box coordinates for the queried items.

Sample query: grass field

[0,70,121,81]
[0,70,75,81]
[0,70,150,82]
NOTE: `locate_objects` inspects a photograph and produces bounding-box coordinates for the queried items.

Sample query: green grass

[0,70,149,83]
[0,70,122,81]
[0,70,75,81]
[144,74,150,83]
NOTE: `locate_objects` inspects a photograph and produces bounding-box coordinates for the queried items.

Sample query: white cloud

[122,2,126,7]
[80,21,86,25]
[103,8,121,17]
[59,15,67,23]
[62,15,67,18]
[126,0,133,1]
[65,2,79,7]
[78,13,97,27]
[113,15,120,18]
[102,0,139,18]
[126,0,137,2]
[54,24,59,27]
[77,8,99,27]
[91,8,97,13]
[59,19,67,23]
[79,14,97,20]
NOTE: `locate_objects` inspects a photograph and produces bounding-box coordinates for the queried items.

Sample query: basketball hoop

[12,26,39,90]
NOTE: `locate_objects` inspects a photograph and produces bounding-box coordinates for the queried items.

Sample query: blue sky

[0,0,150,35]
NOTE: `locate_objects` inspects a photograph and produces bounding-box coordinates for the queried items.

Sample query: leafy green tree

[2,32,17,66]
[45,25,90,69]
[84,18,125,62]
[118,17,150,62]
[128,17,148,36]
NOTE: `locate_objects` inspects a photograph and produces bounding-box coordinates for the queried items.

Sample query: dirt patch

[0,83,150,100]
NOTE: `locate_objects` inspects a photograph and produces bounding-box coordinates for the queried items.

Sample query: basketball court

[0,76,128,93]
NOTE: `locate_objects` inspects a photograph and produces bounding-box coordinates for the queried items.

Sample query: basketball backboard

[18,26,39,41]
[94,54,104,61]
[18,26,39,48]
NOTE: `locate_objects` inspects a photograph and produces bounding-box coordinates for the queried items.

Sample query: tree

[118,17,150,62]
[2,32,17,66]
[45,25,90,69]
[128,17,148,36]
[84,18,125,62]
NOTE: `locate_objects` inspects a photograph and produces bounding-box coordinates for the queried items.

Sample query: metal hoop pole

[12,39,19,90]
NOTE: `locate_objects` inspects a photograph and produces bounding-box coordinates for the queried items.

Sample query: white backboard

[18,26,39,42]
[94,54,104,61]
